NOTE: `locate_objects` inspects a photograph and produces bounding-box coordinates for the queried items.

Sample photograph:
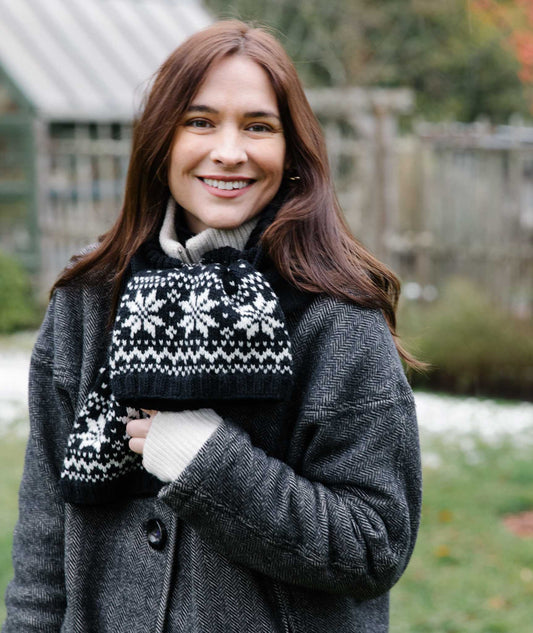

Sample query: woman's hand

[126,410,158,454]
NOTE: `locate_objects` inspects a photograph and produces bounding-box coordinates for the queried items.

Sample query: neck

[159,198,259,263]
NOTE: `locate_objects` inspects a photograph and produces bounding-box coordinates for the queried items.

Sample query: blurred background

[1,1,532,630]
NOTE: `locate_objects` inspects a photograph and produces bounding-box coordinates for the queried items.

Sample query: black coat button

[145,518,167,550]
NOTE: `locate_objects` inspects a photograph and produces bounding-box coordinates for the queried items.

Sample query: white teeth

[202,178,250,190]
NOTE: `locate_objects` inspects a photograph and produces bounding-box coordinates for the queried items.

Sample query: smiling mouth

[199,177,253,191]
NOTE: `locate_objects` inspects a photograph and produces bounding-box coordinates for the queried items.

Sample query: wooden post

[32,117,50,298]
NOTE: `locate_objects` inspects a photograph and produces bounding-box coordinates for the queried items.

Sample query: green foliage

[0,251,40,334]
[400,278,533,400]
[204,0,531,122]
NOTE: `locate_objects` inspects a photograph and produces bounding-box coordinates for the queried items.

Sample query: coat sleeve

[158,303,422,601]
[2,297,70,632]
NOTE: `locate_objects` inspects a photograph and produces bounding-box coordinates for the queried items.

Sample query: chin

[185,209,257,233]
[207,216,250,231]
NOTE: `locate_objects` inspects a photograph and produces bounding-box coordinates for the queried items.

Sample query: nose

[209,127,247,166]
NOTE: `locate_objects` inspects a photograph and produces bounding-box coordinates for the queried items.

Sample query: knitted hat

[109,250,293,410]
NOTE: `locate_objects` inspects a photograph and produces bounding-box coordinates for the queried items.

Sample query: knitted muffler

[60,246,293,504]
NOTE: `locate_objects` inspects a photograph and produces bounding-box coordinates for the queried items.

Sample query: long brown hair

[53,20,420,367]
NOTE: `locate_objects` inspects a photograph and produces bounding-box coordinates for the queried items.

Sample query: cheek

[167,147,192,203]
[168,134,201,176]
[264,143,286,182]
[168,149,181,183]
[169,148,188,177]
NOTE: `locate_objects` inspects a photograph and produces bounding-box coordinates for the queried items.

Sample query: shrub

[399,278,533,400]
[0,251,40,334]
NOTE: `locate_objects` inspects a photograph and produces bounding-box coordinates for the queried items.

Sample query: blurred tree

[204,0,530,121]
[471,0,533,108]
[0,250,39,333]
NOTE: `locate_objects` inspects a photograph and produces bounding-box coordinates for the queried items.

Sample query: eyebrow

[187,104,281,121]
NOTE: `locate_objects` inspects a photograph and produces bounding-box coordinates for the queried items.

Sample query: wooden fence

[34,102,533,317]
[406,124,533,317]
[37,121,131,291]
[307,88,414,261]
[304,99,533,318]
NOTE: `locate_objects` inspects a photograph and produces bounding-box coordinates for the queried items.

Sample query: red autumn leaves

[471,0,533,88]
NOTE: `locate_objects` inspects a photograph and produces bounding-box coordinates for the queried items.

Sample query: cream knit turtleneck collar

[159,198,259,264]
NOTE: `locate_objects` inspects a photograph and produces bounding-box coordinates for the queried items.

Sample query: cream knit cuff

[143,408,222,482]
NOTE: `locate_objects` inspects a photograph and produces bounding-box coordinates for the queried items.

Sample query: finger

[141,409,158,418]
[129,437,145,455]
[126,418,152,439]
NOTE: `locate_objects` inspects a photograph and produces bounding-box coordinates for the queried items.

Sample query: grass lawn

[391,436,533,632]
[1,432,533,630]
[0,434,25,625]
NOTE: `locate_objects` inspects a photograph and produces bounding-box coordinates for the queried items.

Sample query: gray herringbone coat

[3,278,421,633]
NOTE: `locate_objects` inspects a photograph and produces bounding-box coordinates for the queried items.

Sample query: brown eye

[247,123,272,133]
[186,119,213,129]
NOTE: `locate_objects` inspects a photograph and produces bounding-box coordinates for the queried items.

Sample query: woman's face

[168,55,286,233]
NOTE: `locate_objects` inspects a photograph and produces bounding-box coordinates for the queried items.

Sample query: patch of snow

[0,348,31,437]
[0,350,30,401]
[420,451,442,469]
[415,391,533,444]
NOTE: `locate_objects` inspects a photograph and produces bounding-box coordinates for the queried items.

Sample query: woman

[3,20,422,633]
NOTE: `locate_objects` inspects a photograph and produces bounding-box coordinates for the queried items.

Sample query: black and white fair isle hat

[109,251,293,410]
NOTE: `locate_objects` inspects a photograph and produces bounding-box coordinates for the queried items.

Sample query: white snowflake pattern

[78,413,108,451]
[178,288,218,336]
[234,294,284,339]
[122,289,165,337]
